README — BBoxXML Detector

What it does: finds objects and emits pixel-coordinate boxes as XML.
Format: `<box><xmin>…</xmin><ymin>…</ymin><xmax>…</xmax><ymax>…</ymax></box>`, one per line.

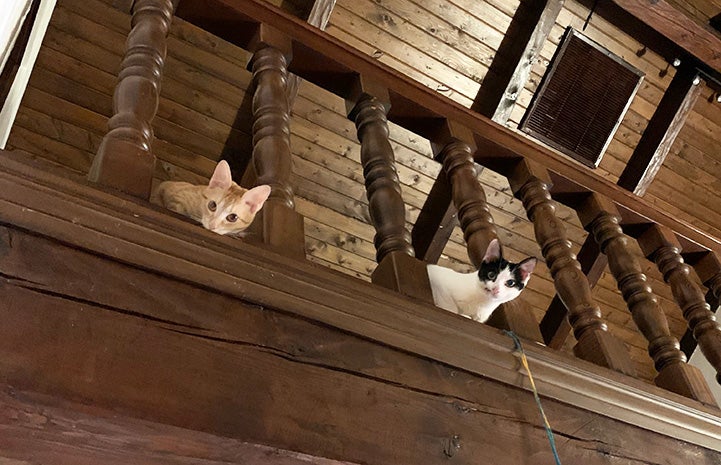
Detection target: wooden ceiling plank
<box><xmin>472</xmin><ymin>0</ymin><xmax>565</xmax><ymax>124</ymax></box>
<box><xmin>617</xmin><ymin>62</ymin><xmax>703</xmax><ymax>196</ymax></box>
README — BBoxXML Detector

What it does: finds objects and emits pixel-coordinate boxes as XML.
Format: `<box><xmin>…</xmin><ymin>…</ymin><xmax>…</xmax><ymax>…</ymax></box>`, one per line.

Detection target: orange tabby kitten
<box><xmin>152</xmin><ymin>160</ymin><xmax>271</xmax><ymax>236</ymax></box>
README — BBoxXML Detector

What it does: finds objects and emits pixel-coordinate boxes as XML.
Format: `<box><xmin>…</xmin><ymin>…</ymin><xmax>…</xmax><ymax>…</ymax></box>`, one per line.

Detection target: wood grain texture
<box><xmin>0</xmin><ymin>212</ymin><xmax>719</xmax><ymax>463</ymax></box>
<box><xmin>0</xmin><ymin>387</ymin><xmax>358</xmax><ymax>465</ymax></box>
<box><xmin>1</xmin><ymin>149</ymin><xmax>721</xmax><ymax>454</ymax></box>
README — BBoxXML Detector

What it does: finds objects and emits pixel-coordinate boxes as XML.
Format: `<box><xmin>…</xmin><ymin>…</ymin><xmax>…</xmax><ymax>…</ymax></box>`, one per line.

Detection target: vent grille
<box><xmin>519</xmin><ymin>28</ymin><xmax>644</xmax><ymax>167</ymax></box>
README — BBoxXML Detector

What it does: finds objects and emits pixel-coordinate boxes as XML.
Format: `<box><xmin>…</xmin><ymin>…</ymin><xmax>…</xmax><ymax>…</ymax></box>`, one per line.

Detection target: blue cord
<box><xmin>504</xmin><ymin>330</ymin><xmax>563</xmax><ymax>465</ymax></box>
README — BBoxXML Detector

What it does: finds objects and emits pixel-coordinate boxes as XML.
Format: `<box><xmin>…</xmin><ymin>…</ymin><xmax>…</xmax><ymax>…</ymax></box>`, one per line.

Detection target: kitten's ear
<box><xmin>209</xmin><ymin>160</ymin><xmax>233</xmax><ymax>190</ymax></box>
<box><xmin>243</xmin><ymin>185</ymin><xmax>272</xmax><ymax>214</ymax></box>
<box><xmin>518</xmin><ymin>257</ymin><xmax>537</xmax><ymax>283</ymax></box>
<box><xmin>482</xmin><ymin>238</ymin><xmax>502</xmax><ymax>263</ymax></box>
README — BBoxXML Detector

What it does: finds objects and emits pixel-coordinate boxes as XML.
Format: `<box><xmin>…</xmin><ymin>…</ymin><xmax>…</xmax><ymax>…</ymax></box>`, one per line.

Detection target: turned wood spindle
<box><xmin>641</xmin><ymin>225</ymin><xmax>721</xmax><ymax>385</ymax></box>
<box><xmin>88</xmin><ymin>0</ymin><xmax>174</xmax><ymax>198</ymax></box>
<box><xmin>582</xmin><ymin>196</ymin><xmax>715</xmax><ymax>404</ymax></box>
<box><xmin>440</xmin><ymin>138</ymin><xmax>496</xmax><ymax>267</ymax></box>
<box><xmin>243</xmin><ymin>28</ymin><xmax>305</xmax><ymax>259</ymax></box>
<box><xmin>250</xmin><ymin>44</ymin><xmax>294</xmax><ymax>209</ymax></box>
<box><xmin>510</xmin><ymin>161</ymin><xmax>633</xmax><ymax>374</ymax></box>
<box><xmin>685</xmin><ymin>252</ymin><xmax>721</xmax><ymax>358</ymax></box>
<box><xmin>349</xmin><ymin>94</ymin><xmax>413</xmax><ymax>263</ymax></box>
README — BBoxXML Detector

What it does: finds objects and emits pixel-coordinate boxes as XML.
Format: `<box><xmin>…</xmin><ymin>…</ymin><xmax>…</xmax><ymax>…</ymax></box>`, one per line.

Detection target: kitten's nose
<box><xmin>491</xmin><ymin>287</ymin><xmax>500</xmax><ymax>296</ymax></box>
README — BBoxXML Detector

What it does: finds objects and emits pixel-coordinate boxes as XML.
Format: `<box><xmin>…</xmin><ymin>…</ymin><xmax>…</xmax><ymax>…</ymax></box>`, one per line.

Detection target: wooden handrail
<box><xmin>175</xmin><ymin>0</ymin><xmax>721</xmax><ymax>257</ymax></box>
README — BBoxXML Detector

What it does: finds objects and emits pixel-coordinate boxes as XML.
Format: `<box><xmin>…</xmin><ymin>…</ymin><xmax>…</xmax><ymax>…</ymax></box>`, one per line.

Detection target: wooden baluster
<box><xmin>639</xmin><ymin>225</ymin><xmax>721</xmax><ymax>386</ymax></box>
<box><xmin>88</xmin><ymin>0</ymin><xmax>174</xmax><ymax>198</ymax></box>
<box><xmin>509</xmin><ymin>160</ymin><xmax>635</xmax><ymax>374</ymax></box>
<box><xmin>580</xmin><ymin>195</ymin><xmax>715</xmax><ymax>405</ymax></box>
<box><xmin>244</xmin><ymin>25</ymin><xmax>305</xmax><ymax>258</ymax></box>
<box><xmin>347</xmin><ymin>79</ymin><xmax>432</xmax><ymax>302</ymax></box>
<box><xmin>434</xmin><ymin>123</ymin><xmax>541</xmax><ymax>341</ymax></box>
<box><xmin>687</xmin><ymin>253</ymin><xmax>721</xmax><ymax>358</ymax></box>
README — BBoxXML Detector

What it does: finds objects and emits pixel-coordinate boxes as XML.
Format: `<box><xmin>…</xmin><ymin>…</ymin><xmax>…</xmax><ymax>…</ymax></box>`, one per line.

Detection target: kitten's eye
<box><xmin>505</xmin><ymin>279</ymin><xmax>516</xmax><ymax>288</ymax></box>
<box><xmin>487</xmin><ymin>271</ymin><xmax>497</xmax><ymax>280</ymax></box>
<box><xmin>226</xmin><ymin>213</ymin><xmax>238</xmax><ymax>222</ymax></box>
<box><xmin>207</xmin><ymin>200</ymin><xmax>217</xmax><ymax>212</ymax></box>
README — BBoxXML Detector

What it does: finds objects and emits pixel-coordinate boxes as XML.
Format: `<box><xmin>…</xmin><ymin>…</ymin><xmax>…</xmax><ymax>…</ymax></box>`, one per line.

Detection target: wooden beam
<box><xmin>286</xmin><ymin>0</ymin><xmax>336</xmax><ymax>106</ymax></box>
<box><xmin>540</xmin><ymin>235</ymin><xmax>608</xmax><ymax>348</ymax></box>
<box><xmin>0</xmin><ymin>386</ymin><xmax>357</xmax><ymax>465</ymax></box>
<box><xmin>617</xmin><ymin>63</ymin><xmax>702</xmax><ymax>195</ymax></box>
<box><xmin>471</xmin><ymin>0</ymin><xmax>564</xmax><ymax>124</ymax></box>
<box><xmin>611</xmin><ymin>0</ymin><xmax>721</xmax><ymax>77</ymax></box>
<box><xmin>411</xmin><ymin>169</ymin><xmax>456</xmax><ymax>263</ymax></box>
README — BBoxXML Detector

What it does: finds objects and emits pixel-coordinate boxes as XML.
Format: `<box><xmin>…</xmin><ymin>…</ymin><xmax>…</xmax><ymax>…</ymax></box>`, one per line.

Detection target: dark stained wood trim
<box><xmin>1</xmin><ymin>150</ymin><xmax>721</xmax><ymax>452</ymax></box>
<box><xmin>611</xmin><ymin>0</ymin><xmax>721</xmax><ymax>77</ymax></box>
<box><xmin>540</xmin><ymin>235</ymin><xmax>607</xmax><ymax>348</ymax></box>
<box><xmin>0</xmin><ymin>386</ymin><xmax>358</xmax><ymax>465</ymax></box>
<box><xmin>471</xmin><ymin>0</ymin><xmax>564</xmax><ymax>124</ymax></box>
<box><xmin>617</xmin><ymin>63</ymin><xmax>703</xmax><ymax>195</ymax></box>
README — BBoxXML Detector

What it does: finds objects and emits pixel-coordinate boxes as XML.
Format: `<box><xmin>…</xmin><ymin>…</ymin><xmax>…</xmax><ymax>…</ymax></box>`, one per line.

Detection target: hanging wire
<box><xmin>504</xmin><ymin>330</ymin><xmax>563</xmax><ymax>465</ymax></box>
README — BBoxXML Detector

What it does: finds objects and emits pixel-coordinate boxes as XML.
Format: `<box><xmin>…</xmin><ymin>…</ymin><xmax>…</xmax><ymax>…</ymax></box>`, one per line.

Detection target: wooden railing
<box><xmin>90</xmin><ymin>0</ymin><xmax>721</xmax><ymax>407</ymax></box>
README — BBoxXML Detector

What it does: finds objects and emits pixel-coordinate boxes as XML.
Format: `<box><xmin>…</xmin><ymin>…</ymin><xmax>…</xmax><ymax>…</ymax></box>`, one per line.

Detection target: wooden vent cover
<box><xmin>519</xmin><ymin>27</ymin><xmax>644</xmax><ymax>168</ymax></box>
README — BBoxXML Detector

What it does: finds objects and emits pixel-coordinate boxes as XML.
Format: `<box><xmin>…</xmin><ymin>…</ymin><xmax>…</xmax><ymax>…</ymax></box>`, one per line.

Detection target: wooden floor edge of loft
<box><xmin>1</xmin><ymin>148</ymin><xmax>721</xmax><ymax>453</ymax></box>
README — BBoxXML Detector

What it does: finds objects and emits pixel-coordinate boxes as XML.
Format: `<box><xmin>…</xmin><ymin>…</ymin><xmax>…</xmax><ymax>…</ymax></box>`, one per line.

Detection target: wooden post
<box><xmin>87</xmin><ymin>0</ymin><xmax>174</xmax><ymax>199</ymax></box>
<box><xmin>639</xmin><ymin>225</ymin><xmax>721</xmax><ymax>386</ymax></box>
<box><xmin>580</xmin><ymin>194</ymin><xmax>716</xmax><ymax>405</ymax></box>
<box><xmin>509</xmin><ymin>160</ymin><xmax>635</xmax><ymax>375</ymax></box>
<box><xmin>686</xmin><ymin>253</ymin><xmax>721</xmax><ymax>358</ymax></box>
<box><xmin>471</xmin><ymin>0</ymin><xmax>565</xmax><ymax>124</ymax></box>
<box><xmin>541</xmin><ymin>236</ymin><xmax>607</xmax><ymax>348</ymax></box>
<box><xmin>245</xmin><ymin>25</ymin><xmax>305</xmax><ymax>258</ymax></box>
<box><xmin>347</xmin><ymin>78</ymin><xmax>432</xmax><ymax>302</ymax></box>
<box><xmin>435</xmin><ymin>123</ymin><xmax>541</xmax><ymax>341</ymax></box>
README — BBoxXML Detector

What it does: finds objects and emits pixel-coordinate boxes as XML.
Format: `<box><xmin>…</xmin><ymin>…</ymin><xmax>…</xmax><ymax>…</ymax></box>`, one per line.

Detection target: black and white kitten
<box><xmin>427</xmin><ymin>239</ymin><xmax>537</xmax><ymax>323</ymax></box>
